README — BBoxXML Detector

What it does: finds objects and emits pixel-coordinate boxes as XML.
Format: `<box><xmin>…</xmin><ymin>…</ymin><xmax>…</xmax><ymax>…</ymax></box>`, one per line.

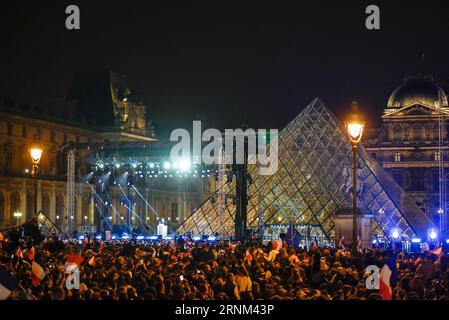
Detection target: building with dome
<box><xmin>364</xmin><ymin>74</ymin><xmax>449</xmax><ymax>230</ymax></box>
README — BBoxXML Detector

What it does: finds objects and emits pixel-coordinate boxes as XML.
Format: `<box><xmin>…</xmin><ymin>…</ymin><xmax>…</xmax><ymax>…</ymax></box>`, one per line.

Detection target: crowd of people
<box><xmin>1</xmin><ymin>227</ymin><xmax>449</xmax><ymax>300</ymax></box>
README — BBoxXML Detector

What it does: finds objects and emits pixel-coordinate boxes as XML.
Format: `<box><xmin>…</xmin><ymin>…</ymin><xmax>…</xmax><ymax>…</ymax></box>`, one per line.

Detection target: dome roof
<box><xmin>387</xmin><ymin>74</ymin><xmax>448</xmax><ymax>109</ymax></box>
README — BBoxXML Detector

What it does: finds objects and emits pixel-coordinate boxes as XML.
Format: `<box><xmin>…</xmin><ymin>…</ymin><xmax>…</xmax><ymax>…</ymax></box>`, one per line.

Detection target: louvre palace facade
<box><xmin>0</xmin><ymin>71</ymin><xmax>210</xmax><ymax>233</ymax></box>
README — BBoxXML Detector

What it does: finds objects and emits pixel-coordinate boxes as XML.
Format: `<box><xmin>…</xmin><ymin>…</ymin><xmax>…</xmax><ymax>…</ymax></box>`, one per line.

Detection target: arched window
<box><xmin>82</xmin><ymin>196</ymin><xmax>90</xmax><ymax>224</ymax></box>
<box><xmin>413</xmin><ymin>124</ymin><xmax>423</xmax><ymax>140</ymax></box>
<box><xmin>26</xmin><ymin>193</ymin><xmax>34</xmax><ymax>219</ymax></box>
<box><xmin>393</xmin><ymin>125</ymin><xmax>402</xmax><ymax>140</ymax></box>
<box><xmin>41</xmin><ymin>193</ymin><xmax>50</xmax><ymax>215</ymax></box>
<box><xmin>0</xmin><ymin>191</ymin><xmax>5</xmax><ymax>226</ymax></box>
<box><xmin>10</xmin><ymin>192</ymin><xmax>20</xmax><ymax>214</ymax></box>
<box><xmin>56</xmin><ymin>194</ymin><xmax>64</xmax><ymax>229</ymax></box>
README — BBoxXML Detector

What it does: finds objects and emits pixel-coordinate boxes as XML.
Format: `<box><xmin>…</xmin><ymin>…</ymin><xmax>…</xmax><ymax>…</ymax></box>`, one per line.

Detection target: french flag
<box><xmin>31</xmin><ymin>253</ymin><xmax>46</xmax><ymax>286</ymax></box>
<box><xmin>0</xmin><ymin>269</ymin><xmax>18</xmax><ymax>300</ymax></box>
<box><xmin>379</xmin><ymin>253</ymin><xmax>397</xmax><ymax>300</ymax></box>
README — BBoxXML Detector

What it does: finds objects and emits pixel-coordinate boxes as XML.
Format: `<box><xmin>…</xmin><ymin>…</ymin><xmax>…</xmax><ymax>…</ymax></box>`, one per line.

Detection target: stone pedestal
<box><xmin>333</xmin><ymin>208</ymin><xmax>373</xmax><ymax>249</ymax></box>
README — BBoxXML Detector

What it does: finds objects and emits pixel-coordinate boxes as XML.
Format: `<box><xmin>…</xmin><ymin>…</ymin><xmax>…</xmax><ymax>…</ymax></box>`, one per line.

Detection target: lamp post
<box><xmin>13</xmin><ymin>210</ymin><xmax>22</xmax><ymax>226</ymax></box>
<box><xmin>345</xmin><ymin>101</ymin><xmax>365</xmax><ymax>256</ymax></box>
<box><xmin>30</xmin><ymin>147</ymin><xmax>43</xmax><ymax>217</ymax></box>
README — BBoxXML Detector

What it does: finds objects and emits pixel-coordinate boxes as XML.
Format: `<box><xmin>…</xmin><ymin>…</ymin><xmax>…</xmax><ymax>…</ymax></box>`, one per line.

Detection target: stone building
<box><xmin>364</xmin><ymin>73</ymin><xmax>449</xmax><ymax>227</ymax></box>
<box><xmin>0</xmin><ymin>71</ymin><xmax>209</xmax><ymax>233</ymax></box>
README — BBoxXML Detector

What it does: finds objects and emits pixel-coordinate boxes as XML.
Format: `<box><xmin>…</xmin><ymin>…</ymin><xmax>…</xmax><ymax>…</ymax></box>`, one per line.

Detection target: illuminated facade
<box><xmin>364</xmin><ymin>74</ymin><xmax>449</xmax><ymax>230</ymax></box>
<box><xmin>0</xmin><ymin>71</ymin><xmax>208</xmax><ymax>233</ymax></box>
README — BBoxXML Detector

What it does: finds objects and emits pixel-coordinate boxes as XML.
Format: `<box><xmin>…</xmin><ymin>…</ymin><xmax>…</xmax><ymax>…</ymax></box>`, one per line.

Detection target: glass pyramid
<box><xmin>178</xmin><ymin>98</ymin><xmax>435</xmax><ymax>241</ymax></box>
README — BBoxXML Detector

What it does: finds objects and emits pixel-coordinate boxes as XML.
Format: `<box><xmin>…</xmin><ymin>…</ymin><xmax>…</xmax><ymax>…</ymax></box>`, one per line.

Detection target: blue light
<box><xmin>391</xmin><ymin>228</ymin><xmax>400</xmax><ymax>239</ymax></box>
<box><xmin>111</xmin><ymin>235</ymin><xmax>117</xmax><ymax>240</ymax></box>
<box><xmin>446</xmin><ymin>239</ymin><xmax>449</xmax><ymax>244</ymax></box>
<box><xmin>193</xmin><ymin>236</ymin><xmax>201</xmax><ymax>241</ymax></box>
<box><xmin>165</xmin><ymin>236</ymin><xmax>173</xmax><ymax>240</ymax></box>
<box><xmin>96</xmin><ymin>235</ymin><xmax>102</xmax><ymax>240</ymax></box>
<box><xmin>372</xmin><ymin>239</ymin><xmax>377</xmax><ymax>244</ymax></box>
<box><xmin>78</xmin><ymin>235</ymin><xmax>85</xmax><ymax>240</ymax></box>
<box><xmin>136</xmin><ymin>235</ymin><xmax>144</xmax><ymax>240</ymax></box>
<box><xmin>149</xmin><ymin>236</ymin><xmax>158</xmax><ymax>240</ymax></box>
<box><xmin>430</xmin><ymin>230</ymin><xmax>438</xmax><ymax>240</ymax></box>
<box><xmin>411</xmin><ymin>238</ymin><xmax>421</xmax><ymax>243</ymax></box>
<box><xmin>207</xmin><ymin>236</ymin><xmax>216</xmax><ymax>241</ymax></box>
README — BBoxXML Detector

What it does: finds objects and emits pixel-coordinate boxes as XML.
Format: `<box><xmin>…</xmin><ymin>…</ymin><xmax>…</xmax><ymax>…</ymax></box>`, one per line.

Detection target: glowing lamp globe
<box><xmin>30</xmin><ymin>148</ymin><xmax>43</xmax><ymax>163</ymax></box>
<box><xmin>345</xmin><ymin>101</ymin><xmax>365</xmax><ymax>144</ymax></box>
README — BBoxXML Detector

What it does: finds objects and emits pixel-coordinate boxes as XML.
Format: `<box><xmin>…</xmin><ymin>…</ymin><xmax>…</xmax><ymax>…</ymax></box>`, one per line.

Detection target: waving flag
<box><xmin>88</xmin><ymin>256</ymin><xmax>95</xmax><ymax>266</ymax></box>
<box><xmin>379</xmin><ymin>264</ymin><xmax>392</xmax><ymax>300</ymax></box>
<box><xmin>387</xmin><ymin>253</ymin><xmax>398</xmax><ymax>286</ymax></box>
<box><xmin>66</xmin><ymin>254</ymin><xmax>84</xmax><ymax>266</ymax></box>
<box><xmin>0</xmin><ymin>269</ymin><xmax>18</xmax><ymax>300</ymax></box>
<box><xmin>430</xmin><ymin>247</ymin><xmax>443</xmax><ymax>256</ymax></box>
<box><xmin>27</xmin><ymin>246</ymin><xmax>35</xmax><ymax>261</ymax></box>
<box><xmin>15</xmin><ymin>247</ymin><xmax>24</xmax><ymax>260</ymax></box>
<box><xmin>31</xmin><ymin>253</ymin><xmax>46</xmax><ymax>286</ymax></box>
<box><xmin>245</xmin><ymin>250</ymin><xmax>252</xmax><ymax>262</ymax></box>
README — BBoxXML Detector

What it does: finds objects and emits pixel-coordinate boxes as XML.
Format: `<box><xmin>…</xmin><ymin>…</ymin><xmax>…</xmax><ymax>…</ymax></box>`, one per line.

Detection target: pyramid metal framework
<box><xmin>177</xmin><ymin>98</ymin><xmax>435</xmax><ymax>241</ymax></box>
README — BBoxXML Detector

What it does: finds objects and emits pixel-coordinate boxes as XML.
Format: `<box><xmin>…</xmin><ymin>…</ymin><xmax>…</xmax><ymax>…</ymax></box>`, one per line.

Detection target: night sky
<box><xmin>1</xmin><ymin>0</ymin><xmax>449</xmax><ymax>137</ymax></box>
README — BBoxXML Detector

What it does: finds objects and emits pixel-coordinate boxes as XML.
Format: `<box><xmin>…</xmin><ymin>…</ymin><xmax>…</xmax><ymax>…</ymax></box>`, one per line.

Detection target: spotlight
<box><xmin>163</xmin><ymin>162</ymin><xmax>171</xmax><ymax>170</ymax></box>
<box><xmin>115</xmin><ymin>163</ymin><xmax>120</xmax><ymax>168</ymax></box>
<box><xmin>179</xmin><ymin>158</ymin><xmax>191</xmax><ymax>171</ymax></box>
<box><xmin>391</xmin><ymin>228</ymin><xmax>400</xmax><ymax>240</ymax></box>
<box><xmin>411</xmin><ymin>238</ymin><xmax>421</xmax><ymax>243</ymax></box>
<box><xmin>428</xmin><ymin>228</ymin><xmax>438</xmax><ymax>241</ymax></box>
<box><xmin>149</xmin><ymin>162</ymin><xmax>155</xmax><ymax>168</ymax></box>
<box><xmin>136</xmin><ymin>235</ymin><xmax>144</xmax><ymax>240</ymax></box>
<box><xmin>132</xmin><ymin>163</ymin><xmax>137</xmax><ymax>168</ymax></box>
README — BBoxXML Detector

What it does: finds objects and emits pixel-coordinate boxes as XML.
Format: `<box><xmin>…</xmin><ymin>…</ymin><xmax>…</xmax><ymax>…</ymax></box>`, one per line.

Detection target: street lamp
<box><xmin>30</xmin><ymin>147</ymin><xmax>43</xmax><ymax>217</ymax></box>
<box><xmin>13</xmin><ymin>210</ymin><xmax>22</xmax><ymax>226</ymax></box>
<box><xmin>345</xmin><ymin>101</ymin><xmax>365</xmax><ymax>256</ymax></box>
